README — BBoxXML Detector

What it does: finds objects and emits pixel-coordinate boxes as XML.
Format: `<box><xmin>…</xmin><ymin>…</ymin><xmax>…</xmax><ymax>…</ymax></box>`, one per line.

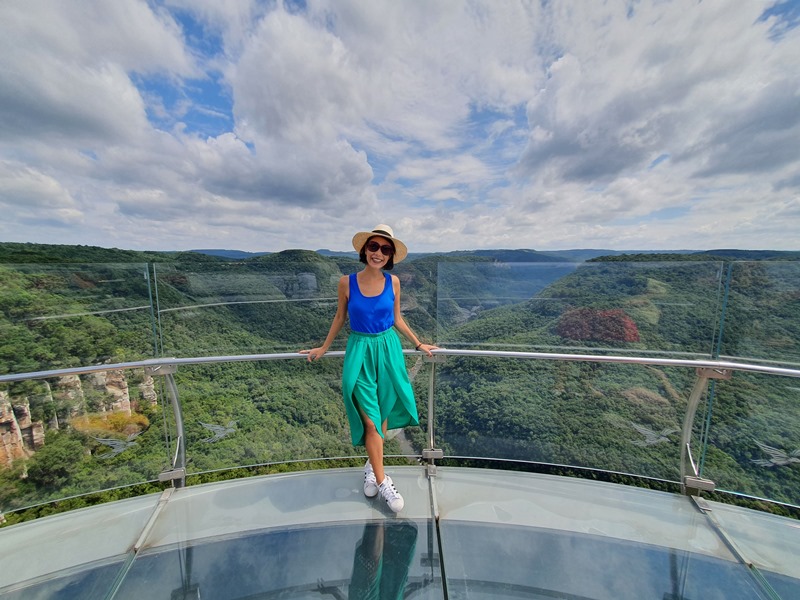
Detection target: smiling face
<box><xmin>360</xmin><ymin>235</ymin><xmax>395</xmax><ymax>270</ymax></box>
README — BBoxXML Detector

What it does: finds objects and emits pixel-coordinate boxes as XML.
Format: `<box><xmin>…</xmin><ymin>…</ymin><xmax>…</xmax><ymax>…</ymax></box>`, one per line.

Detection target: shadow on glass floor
<box><xmin>114</xmin><ymin>520</ymin><xmax>438</xmax><ymax>600</ymax></box>
<box><xmin>3</xmin><ymin>467</ymin><xmax>800</xmax><ymax>599</ymax></box>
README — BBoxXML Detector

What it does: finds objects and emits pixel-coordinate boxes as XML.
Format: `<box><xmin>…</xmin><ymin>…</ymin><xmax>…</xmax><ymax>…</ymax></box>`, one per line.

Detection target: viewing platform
<box><xmin>1</xmin><ymin>258</ymin><xmax>799</xmax><ymax>598</ymax></box>
<box><xmin>3</xmin><ymin>465</ymin><xmax>799</xmax><ymax>599</ymax></box>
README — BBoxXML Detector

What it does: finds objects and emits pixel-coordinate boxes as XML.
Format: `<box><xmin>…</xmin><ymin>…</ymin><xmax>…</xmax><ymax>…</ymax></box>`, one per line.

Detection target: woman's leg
<box><xmin>360</xmin><ymin>404</ymin><xmax>389</xmax><ymax>483</ymax></box>
<box><xmin>358</xmin><ymin>401</ymin><xmax>405</xmax><ymax>512</ymax></box>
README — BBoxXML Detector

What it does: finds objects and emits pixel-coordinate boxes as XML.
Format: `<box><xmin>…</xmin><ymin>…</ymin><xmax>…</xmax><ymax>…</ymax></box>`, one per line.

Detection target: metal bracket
<box><xmin>423</xmin><ymin>449</ymin><xmax>443</xmax><ymax>478</ymax></box>
<box><xmin>422</xmin><ymin>448</ymin><xmax>444</xmax><ymax>460</ymax></box>
<box><xmin>696</xmin><ymin>367</ymin><xmax>732</xmax><ymax>380</ymax></box>
<box><xmin>684</xmin><ymin>475</ymin><xmax>716</xmax><ymax>494</ymax></box>
<box><xmin>145</xmin><ymin>364</ymin><xmax>178</xmax><ymax>376</ymax></box>
<box><xmin>159</xmin><ymin>468</ymin><xmax>186</xmax><ymax>483</ymax></box>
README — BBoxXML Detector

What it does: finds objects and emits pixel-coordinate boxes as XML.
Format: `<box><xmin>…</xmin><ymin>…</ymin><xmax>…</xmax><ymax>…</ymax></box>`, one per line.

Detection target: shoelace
<box><xmin>380</xmin><ymin>479</ymin><xmax>401</xmax><ymax>500</ymax></box>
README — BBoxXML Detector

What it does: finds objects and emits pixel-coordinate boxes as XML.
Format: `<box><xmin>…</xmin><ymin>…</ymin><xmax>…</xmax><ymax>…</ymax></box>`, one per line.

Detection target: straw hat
<box><xmin>352</xmin><ymin>224</ymin><xmax>408</xmax><ymax>263</ymax></box>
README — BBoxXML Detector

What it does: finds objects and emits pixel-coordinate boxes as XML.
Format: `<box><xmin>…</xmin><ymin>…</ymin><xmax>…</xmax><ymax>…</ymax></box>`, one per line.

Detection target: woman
<box><xmin>301</xmin><ymin>224</ymin><xmax>438</xmax><ymax>513</ymax></box>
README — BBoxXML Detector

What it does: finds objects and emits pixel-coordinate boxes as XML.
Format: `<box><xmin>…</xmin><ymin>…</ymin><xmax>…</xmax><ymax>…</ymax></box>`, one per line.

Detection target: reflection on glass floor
<box><xmin>1</xmin><ymin>467</ymin><xmax>799</xmax><ymax>599</ymax></box>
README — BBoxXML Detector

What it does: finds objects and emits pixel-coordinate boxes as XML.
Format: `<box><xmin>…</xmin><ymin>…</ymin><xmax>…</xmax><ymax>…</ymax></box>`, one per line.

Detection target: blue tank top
<box><xmin>348</xmin><ymin>272</ymin><xmax>395</xmax><ymax>333</ymax></box>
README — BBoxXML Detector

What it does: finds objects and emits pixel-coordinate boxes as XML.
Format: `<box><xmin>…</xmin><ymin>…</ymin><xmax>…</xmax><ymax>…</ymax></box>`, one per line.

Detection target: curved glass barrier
<box><xmin>721</xmin><ymin>261</ymin><xmax>800</xmax><ymax>366</ymax></box>
<box><xmin>699</xmin><ymin>371</ymin><xmax>800</xmax><ymax>506</ymax></box>
<box><xmin>0</xmin><ymin>264</ymin><xmax>166</xmax><ymax>510</ymax></box>
<box><xmin>436</xmin><ymin>261</ymin><xmax>726</xmax><ymax>359</ymax></box>
<box><xmin>178</xmin><ymin>354</ymin><xmax>433</xmax><ymax>476</ymax></box>
<box><xmin>178</xmin><ymin>361</ymin><xmax>359</xmax><ymax>474</ymax></box>
<box><xmin>151</xmin><ymin>259</ymin><xmax>438</xmax><ymax>358</ymax></box>
<box><xmin>1</xmin><ymin>258</ymin><xmax>799</xmax><ymax>517</ymax></box>
<box><xmin>0</xmin><ymin>263</ymin><xmax>157</xmax><ymax>374</ymax></box>
<box><xmin>0</xmin><ymin>366</ymin><xmax>173</xmax><ymax>511</ymax></box>
<box><xmin>433</xmin><ymin>357</ymin><xmax>690</xmax><ymax>482</ymax></box>
<box><xmin>153</xmin><ymin>261</ymin><xmax>353</xmax><ymax>356</ymax></box>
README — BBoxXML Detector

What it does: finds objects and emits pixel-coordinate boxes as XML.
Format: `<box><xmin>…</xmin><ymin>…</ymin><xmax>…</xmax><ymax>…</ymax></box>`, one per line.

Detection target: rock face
<box><xmin>0</xmin><ymin>369</ymin><xmax>156</xmax><ymax>468</ymax></box>
<box><xmin>51</xmin><ymin>376</ymin><xmax>84</xmax><ymax>426</ymax></box>
<box><xmin>140</xmin><ymin>374</ymin><xmax>157</xmax><ymax>405</ymax></box>
<box><xmin>88</xmin><ymin>370</ymin><xmax>132</xmax><ymax>415</ymax></box>
<box><xmin>0</xmin><ymin>392</ymin><xmax>45</xmax><ymax>468</ymax></box>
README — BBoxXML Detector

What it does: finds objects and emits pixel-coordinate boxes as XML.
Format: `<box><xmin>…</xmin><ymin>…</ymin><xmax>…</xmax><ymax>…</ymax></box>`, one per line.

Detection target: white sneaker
<box><xmin>363</xmin><ymin>461</ymin><xmax>378</xmax><ymax>498</ymax></box>
<box><xmin>378</xmin><ymin>475</ymin><xmax>404</xmax><ymax>513</ymax></box>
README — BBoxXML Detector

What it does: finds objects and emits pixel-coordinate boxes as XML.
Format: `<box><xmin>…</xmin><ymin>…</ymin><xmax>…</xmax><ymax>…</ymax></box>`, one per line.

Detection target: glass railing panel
<box><xmin>436</xmin><ymin>261</ymin><xmax>725</xmax><ymax>358</ymax></box>
<box><xmin>178</xmin><ymin>360</ymin><xmax>355</xmax><ymax>474</ymax></box>
<box><xmin>434</xmin><ymin>357</ymin><xmax>689</xmax><ymax>482</ymax></box>
<box><xmin>153</xmin><ymin>260</ymin><xmax>353</xmax><ymax>357</ymax></box>
<box><xmin>0</xmin><ymin>367</ymin><xmax>173</xmax><ymax>511</ymax></box>
<box><xmin>0</xmin><ymin>263</ymin><xmax>157</xmax><ymax>374</ymax></box>
<box><xmin>176</xmin><ymin>357</ymin><xmax>427</xmax><ymax>476</ymax></box>
<box><xmin>698</xmin><ymin>372</ymin><xmax>800</xmax><ymax>506</ymax></box>
<box><xmin>152</xmin><ymin>257</ymin><xmax>438</xmax><ymax>357</ymax></box>
<box><xmin>394</xmin><ymin>258</ymin><xmax>439</xmax><ymax>351</ymax></box>
<box><xmin>720</xmin><ymin>261</ymin><xmax>800</xmax><ymax>366</ymax></box>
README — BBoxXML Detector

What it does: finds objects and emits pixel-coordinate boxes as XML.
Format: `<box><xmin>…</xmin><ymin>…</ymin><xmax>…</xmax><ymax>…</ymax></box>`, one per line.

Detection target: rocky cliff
<box><xmin>0</xmin><ymin>370</ymin><xmax>157</xmax><ymax>468</ymax></box>
<box><xmin>0</xmin><ymin>393</ymin><xmax>44</xmax><ymax>467</ymax></box>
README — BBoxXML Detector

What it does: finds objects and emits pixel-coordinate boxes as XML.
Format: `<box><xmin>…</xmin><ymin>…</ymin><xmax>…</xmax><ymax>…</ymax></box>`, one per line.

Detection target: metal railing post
<box><xmin>422</xmin><ymin>353</ymin><xmax>445</xmax><ymax>475</ymax></box>
<box><xmin>146</xmin><ymin>364</ymin><xmax>186</xmax><ymax>488</ymax></box>
<box><xmin>680</xmin><ymin>367</ymin><xmax>731</xmax><ymax>495</ymax></box>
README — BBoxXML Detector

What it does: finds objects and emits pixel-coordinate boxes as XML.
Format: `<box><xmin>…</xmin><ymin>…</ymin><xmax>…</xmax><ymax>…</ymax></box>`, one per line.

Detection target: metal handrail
<box><xmin>3</xmin><ymin>349</ymin><xmax>798</xmax><ymax>498</ymax></box>
<box><xmin>3</xmin><ymin>348</ymin><xmax>799</xmax><ymax>384</ymax></box>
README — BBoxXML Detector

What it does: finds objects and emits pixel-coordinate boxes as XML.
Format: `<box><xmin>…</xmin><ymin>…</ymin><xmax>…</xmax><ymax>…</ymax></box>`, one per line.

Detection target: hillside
<box><xmin>593</xmin><ymin>250</ymin><xmax>800</xmax><ymax>262</ymax></box>
<box><xmin>0</xmin><ymin>242</ymin><xmax>219</xmax><ymax>264</ymax></box>
<box><xmin>1</xmin><ymin>242</ymin><xmax>799</xmax><ymax>517</ymax></box>
<box><xmin>190</xmin><ymin>249</ymin><xmax>271</xmax><ymax>259</ymax></box>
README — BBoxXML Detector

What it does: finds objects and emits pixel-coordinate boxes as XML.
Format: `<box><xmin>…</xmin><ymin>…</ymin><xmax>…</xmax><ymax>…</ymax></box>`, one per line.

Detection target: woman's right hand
<box><xmin>299</xmin><ymin>347</ymin><xmax>326</xmax><ymax>362</ymax></box>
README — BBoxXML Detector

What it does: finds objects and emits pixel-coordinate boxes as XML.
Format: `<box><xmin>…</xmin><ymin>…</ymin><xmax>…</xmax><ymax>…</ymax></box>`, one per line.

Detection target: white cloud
<box><xmin>0</xmin><ymin>162</ymin><xmax>78</xmax><ymax>211</ymax></box>
<box><xmin>0</xmin><ymin>0</ymin><xmax>797</xmax><ymax>253</ymax></box>
<box><xmin>0</xmin><ymin>0</ymin><xmax>196</xmax><ymax>144</ymax></box>
<box><xmin>0</xmin><ymin>162</ymin><xmax>83</xmax><ymax>238</ymax></box>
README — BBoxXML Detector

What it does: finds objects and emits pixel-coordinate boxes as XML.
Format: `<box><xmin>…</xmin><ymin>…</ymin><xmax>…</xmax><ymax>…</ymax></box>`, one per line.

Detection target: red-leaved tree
<box><xmin>556</xmin><ymin>308</ymin><xmax>639</xmax><ymax>343</ymax></box>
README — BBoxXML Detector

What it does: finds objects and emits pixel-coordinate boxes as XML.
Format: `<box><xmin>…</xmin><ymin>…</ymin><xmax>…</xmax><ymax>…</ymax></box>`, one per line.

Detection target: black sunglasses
<box><xmin>365</xmin><ymin>240</ymin><xmax>395</xmax><ymax>256</ymax></box>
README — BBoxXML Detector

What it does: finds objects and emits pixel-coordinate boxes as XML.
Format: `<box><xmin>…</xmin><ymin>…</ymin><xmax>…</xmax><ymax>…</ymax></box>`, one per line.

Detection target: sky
<box><xmin>1</xmin><ymin>0</ymin><xmax>799</xmax><ymax>254</ymax></box>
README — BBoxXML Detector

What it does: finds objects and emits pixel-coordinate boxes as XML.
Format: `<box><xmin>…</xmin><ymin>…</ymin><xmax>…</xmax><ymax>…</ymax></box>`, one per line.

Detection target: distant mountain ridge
<box><xmin>189</xmin><ymin>249</ymin><xmax>271</xmax><ymax>259</ymax></box>
<box><xmin>1</xmin><ymin>241</ymin><xmax>798</xmax><ymax>264</ymax></box>
<box><xmin>193</xmin><ymin>247</ymin><xmax>800</xmax><ymax>262</ymax></box>
<box><xmin>190</xmin><ymin>248</ymin><xmax>690</xmax><ymax>262</ymax></box>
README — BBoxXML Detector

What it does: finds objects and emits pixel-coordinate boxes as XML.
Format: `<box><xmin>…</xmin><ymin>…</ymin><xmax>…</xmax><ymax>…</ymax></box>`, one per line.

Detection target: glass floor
<box><xmin>1</xmin><ymin>467</ymin><xmax>799</xmax><ymax>599</ymax></box>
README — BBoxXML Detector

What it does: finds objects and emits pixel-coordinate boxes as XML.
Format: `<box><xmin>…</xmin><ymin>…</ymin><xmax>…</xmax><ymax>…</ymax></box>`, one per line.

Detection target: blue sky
<box><xmin>1</xmin><ymin>0</ymin><xmax>798</xmax><ymax>253</ymax></box>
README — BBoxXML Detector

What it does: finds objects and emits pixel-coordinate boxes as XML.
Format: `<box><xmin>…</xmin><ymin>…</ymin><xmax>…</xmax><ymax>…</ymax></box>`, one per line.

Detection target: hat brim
<box><xmin>352</xmin><ymin>230</ymin><xmax>408</xmax><ymax>263</ymax></box>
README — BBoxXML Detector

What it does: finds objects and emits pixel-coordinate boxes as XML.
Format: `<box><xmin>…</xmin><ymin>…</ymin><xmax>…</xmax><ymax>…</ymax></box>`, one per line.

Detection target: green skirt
<box><xmin>342</xmin><ymin>329</ymin><xmax>419</xmax><ymax>447</ymax></box>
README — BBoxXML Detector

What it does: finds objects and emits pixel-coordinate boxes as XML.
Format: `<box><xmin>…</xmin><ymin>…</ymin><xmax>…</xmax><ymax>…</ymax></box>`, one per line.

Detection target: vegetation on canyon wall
<box><xmin>1</xmin><ymin>242</ymin><xmax>799</xmax><ymax>523</ymax></box>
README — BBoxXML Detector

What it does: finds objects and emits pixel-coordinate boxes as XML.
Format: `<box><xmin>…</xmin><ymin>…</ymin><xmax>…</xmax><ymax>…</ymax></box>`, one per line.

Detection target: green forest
<box><xmin>0</xmin><ymin>241</ymin><xmax>799</xmax><ymax>524</ymax></box>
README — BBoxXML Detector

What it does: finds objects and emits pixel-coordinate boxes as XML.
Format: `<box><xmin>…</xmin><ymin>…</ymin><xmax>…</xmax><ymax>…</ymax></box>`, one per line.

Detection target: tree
<box><xmin>25</xmin><ymin>432</ymin><xmax>86</xmax><ymax>489</ymax></box>
<box><xmin>556</xmin><ymin>308</ymin><xmax>640</xmax><ymax>343</ymax></box>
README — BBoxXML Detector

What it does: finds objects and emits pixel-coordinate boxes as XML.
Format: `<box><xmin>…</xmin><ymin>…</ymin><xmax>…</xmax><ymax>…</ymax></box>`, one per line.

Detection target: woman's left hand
<box><xmin>416</xmin><ymin>343</ymin><xmax>440</xmax><ymax>357</ymax></box>
<box><xmin>300</xmin><ymin>347</ymin><xmax>326</xmax><ymax>362</ymax></box>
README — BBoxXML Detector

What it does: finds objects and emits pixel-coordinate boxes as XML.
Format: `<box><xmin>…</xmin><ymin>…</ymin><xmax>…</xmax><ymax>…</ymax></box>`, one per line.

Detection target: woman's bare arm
<box><xmin>300</xmin><ymin>275</ymin><xmax>348</xmax><ymax>361</ymax></box>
